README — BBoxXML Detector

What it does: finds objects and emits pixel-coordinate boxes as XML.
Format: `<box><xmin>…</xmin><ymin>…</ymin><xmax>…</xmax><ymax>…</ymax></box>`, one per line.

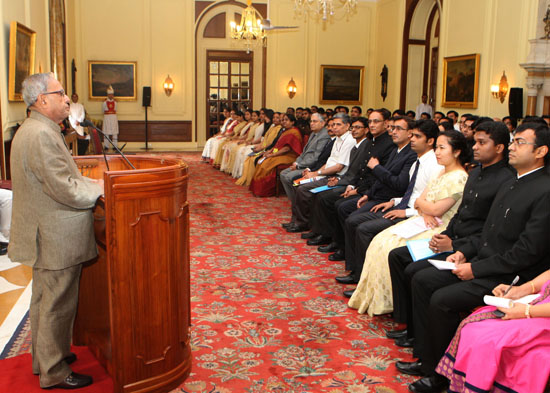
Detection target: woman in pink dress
<box><xmin>436</xmin><ymin>269</ymin><xmax>550</xmax><ymax>393</ymax></box>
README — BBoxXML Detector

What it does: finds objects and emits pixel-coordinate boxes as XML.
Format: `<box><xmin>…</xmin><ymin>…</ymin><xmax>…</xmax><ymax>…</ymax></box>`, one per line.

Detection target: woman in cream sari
<box><xmin>231</xmin><ymin>110</ymin><xmax>267</xmax><ymax>178</ymax></box>
<box><xmin>220</xmin><ymin>110</ymin><xmax>255</xmax><ymax>172</ymax></box>
<box><xmin>202</xmin><ymin>107</ymin><xmax>234</xmax><ymax>162</ymax></box>
<box><xmin>212</xmin><ymin>111</ymin><xmax>246</xmax><ymax>167</ymax></box>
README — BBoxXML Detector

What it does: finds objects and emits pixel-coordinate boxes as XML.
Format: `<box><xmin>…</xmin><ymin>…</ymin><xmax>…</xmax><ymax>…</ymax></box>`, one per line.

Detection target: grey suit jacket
<box><xmin>9</xmin><ymin>111</ymin><xmax>103</xmax><ymax>270</ymax></box>
<box><xmin>295</xmin><ymin>127</ymin><xmax>330</xmax><ymax>169</ymax></box>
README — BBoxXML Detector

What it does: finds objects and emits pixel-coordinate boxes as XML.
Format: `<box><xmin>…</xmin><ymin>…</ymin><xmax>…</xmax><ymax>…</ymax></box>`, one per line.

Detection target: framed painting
<box><xmin>442</xmin><ymin>54</ymin><xmax>480</xmax><ymax>108</ymax></box>
<box><xmin>320</xmin><ymin>65</ymin><xmax>364</xmax><ymax>105</ymax></box>
<box><xmin>8</xmin><ymin>21</ymin><xmax>36</xmax><ymax>102</ymax></box>
<box><xmin>88</xmin><ymin>61</ymin><xmax>137</xmax><ymax>101</ymax></box>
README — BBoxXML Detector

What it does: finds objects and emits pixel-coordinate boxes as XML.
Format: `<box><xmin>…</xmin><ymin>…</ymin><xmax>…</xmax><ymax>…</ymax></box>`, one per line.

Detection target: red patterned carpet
<box><xmin>176</xmin><ymin>152</ymin><xmax>415</xmax><ymax>393</ymax></box>
<box><xmin>2</xmin><ymin>152</ymin><xmax>416</xmax><ymax>392</ymax></box>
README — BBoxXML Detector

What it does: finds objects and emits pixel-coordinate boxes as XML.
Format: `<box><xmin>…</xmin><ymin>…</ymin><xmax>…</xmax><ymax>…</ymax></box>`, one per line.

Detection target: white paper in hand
<box><xmin>427</xmin><ymin>259</ymin><xmax>456</xmax><ymax>270</ymax></box>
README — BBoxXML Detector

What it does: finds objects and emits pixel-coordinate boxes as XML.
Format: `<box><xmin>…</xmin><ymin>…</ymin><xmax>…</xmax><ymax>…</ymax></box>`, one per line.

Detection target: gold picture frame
<box><xmin>320</xmin><ymin>65</ymin><xmax>364</xmax><ymax>105</ymax></box>
<box><xmin>8</xmin><ymin>21</ymin><xmax>36</xmax><ymax>102</ymax></box>
<box><xmin>442</xmin><ymin>54</ymin><xmax>480</xmax><ymax>108</ymax></box>
<box><xmin>88</xmin><ymin>61</ymin><xmax>137</xmax><ymax>101</ymax></box>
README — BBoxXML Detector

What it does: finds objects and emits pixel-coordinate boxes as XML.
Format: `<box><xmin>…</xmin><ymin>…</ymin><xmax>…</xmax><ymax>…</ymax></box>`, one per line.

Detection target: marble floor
<box><xmin>0</xmin><ymin>255</ymin><xmax>32</xmax><ymax>354</ymax></box>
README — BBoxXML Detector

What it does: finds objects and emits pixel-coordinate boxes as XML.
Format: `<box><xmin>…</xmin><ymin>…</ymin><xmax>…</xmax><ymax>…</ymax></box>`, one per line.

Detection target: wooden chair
<box><xmin>64</xmin><ymin>131</ymin><xmax>79</xmax><ymax>156</ymax></box>
<box><xmin>88</xmin><ymin>127</ymin><xmax>104</xmax><ymax>154</ymax></box>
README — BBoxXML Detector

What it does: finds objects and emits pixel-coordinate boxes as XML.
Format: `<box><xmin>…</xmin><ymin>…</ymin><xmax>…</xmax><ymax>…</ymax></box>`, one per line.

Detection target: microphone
<box><xmin>80</xmin><ymin>120</ymin><xmax>136</xmax><ymax>170</ymax></box>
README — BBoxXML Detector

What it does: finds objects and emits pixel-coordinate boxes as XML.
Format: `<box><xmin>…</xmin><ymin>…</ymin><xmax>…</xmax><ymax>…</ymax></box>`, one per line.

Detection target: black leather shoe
<box><xmin>281</xmin><ymin>222</ymin><xmax>293</xmax><ymax>229</ymax></box>
<box><xmin>335</xmin><ymin>274</ymin><xmax>358</xmax><ymax>284</ymax></box>
<box><xmin>318</xmin><ymin>242</ymin><xmax>338</xmax><ymax>253</ymax></box>
<box><xmin>328</xmin><ymin>250</ymin><xmax>345</xmax><ymax>261</ymax></box>
<box><xmin>286</xmin><ymin>224</ymin><xmax>308</xmax><ymax>233</ymax></box>
<box><xmin>386</xmin><ymin>328</ymin><xmax>407</xmax><ymax>339</ymax></box>
<box><xmin>46</xmin><ymin>372</ymin><xmax>93</xmax><ymax>389</ymax></box>
<box><xmin>408</xmin><ymin>375</ymin><xmax>449</xmax><ymax>393</ymax></box>
<box><xmin>343</xmin><ymin>289</ymin><xmax>355</xmax><ymax>298</ymax></box>
<box><xmin>396</xmin><ymin>360</ymin><xmax>424</xmax><ymax>376</ymax></box>
<box><xmin>301</xmin><ymin>231</ymin><xmax>319</xmax><ymax>239</ymax></box>
<box><xmin>395</xmin><ymin>337</ymin><xmax>415</xmax><ymax>348</ymax></box>
<box><xmin>307</xmin><ymin>235</ymin><xmax>331</xmax><ymax>246</ymax></box>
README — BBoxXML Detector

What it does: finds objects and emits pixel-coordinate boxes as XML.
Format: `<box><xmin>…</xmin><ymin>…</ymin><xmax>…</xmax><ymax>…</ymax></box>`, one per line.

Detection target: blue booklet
<box><xmin>309</xmin><ymin>185</ymin><xmax>336</xmax><ymax>193</ymax></box>
<box><xmin>406</xmin><ymin>238</ymin><xmax>440</xmax><ymax>262</ymax></box>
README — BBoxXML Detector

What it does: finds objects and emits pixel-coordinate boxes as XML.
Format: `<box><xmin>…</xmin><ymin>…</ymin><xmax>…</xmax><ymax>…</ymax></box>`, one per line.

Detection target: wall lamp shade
<box><xmin>287</xmin><ymin>77</ymin><xmax>297</xmax><ymax>99</ymax></box>
<box><xmin>163</xmin><ymin>75</ymin><xmax>174</xmax><ymax>96</ymax></box>
<box><xmin>491</xmin><ymin>71</ymin><xmax>508</xmax><ymax>103</ymax></box>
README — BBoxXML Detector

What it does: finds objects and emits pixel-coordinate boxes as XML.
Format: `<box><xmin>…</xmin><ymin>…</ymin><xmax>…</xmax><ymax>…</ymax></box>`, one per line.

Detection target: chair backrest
<box><xmin>64</xmin><ymin>131</ymin><xmax>79</xmax><ymax>156</ymax></box>
<box><xmin>89</xmin><ymin>127</ymin><xmax>103</xmax><ymax>154</ymax></box>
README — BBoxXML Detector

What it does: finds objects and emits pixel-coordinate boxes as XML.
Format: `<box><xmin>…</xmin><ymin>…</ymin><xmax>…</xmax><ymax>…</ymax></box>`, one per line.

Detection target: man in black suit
<box><xmin>334</xmin><ymin>116</ymin><xmax>417</xmax><ymax>296</ymax></box>
<box><xmin>303</xmin><ymin>109</ymin><xmax>396</xmax><ymax>248</ymax></box>
<box><xmin>402</xmin><ymin>122</ymin><xmax>550</xmax><ymax>393</ymax></box>
<box><xmin>387</xmin><ymin>121</ymin><xmax>515</xmax><ymax>350</ymax></box>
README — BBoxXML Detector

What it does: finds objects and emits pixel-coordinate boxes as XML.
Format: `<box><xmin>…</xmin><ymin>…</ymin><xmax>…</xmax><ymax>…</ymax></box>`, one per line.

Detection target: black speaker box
<box><xmin>142</xmin><ymin>86</ymin><xmax>151</xmax><ymax>107</ymax></box>
<box><xmin>508</xmin><ymin>87</ymin><xmax>523</xmax><ymax>119</ymax></box>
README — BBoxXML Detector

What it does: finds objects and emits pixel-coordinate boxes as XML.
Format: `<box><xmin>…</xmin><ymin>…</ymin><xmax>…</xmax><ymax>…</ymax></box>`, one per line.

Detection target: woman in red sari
<box><xmin>249</xmin><ymin>114</ymin><xmax>303</xmax><ymax>197</ymax></box>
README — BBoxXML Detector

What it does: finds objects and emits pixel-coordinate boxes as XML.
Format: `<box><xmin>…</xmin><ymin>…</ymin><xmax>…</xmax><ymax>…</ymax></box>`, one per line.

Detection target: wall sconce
<box><xmin>163</xmin><ymin>75</ymin><xmax>174</xmax><ymax>96</ymax></box>
<box><xmin>491</xmin><ymin>71</ymin><xmax>509</xmax><ymax>103</ymax></box>
<box><xmin>287</xmin><ymin>77</ymin><xmax>297</xmax><ymax>99</ymax></box>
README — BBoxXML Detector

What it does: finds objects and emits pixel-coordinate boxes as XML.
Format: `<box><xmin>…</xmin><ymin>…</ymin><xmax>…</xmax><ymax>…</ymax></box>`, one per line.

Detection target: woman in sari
<box><xmin>235</xmin><ymin>112</ymin><xmax>282</xmax><ymax>186</ymax></box>
<box><xmin>249</xmin><ymin>114</ymin><xmax>303</xmax><ymax>197</ymax></box>
<box><xmin>202</xmin><ymin>107</ymin><xmax>234</xmax><ymax>162</ymax></box>
<box><xmin>231</xmin><ymin>111</ymin><xmax>267</xmax><ymax>178</ymax></box>
<box><xmin>436</xmin><ymin>269</ymin><xmax>550</xmax><ymax>393</ymax></box>
<box><xmin>220</xmin><ymin>109</ymin><xmax>255</xmax><ymax>172</ymax></box>
<box><xmin>348</xmin><ymin>130</ymin><xmax>469</xmax><ymax>316</ymax></box>
<box><xmin>212</xmin><ymin>110</ymin><xmax>246</xmax><ymax>167</ymax></box>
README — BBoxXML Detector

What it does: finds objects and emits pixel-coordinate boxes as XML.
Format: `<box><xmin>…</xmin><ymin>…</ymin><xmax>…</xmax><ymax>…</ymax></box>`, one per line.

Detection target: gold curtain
<box><xmin>49</xmin><ymin>0</ymin><xmax>67</xmax><ymax>89</ymax></box>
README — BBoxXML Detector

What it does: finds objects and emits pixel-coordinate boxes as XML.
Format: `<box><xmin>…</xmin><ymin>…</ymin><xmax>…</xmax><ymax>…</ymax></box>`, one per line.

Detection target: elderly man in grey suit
<box><xmin>280</xmin><ymin>112</ymin><xmax>330</xmax><ymax>203</ymax></box>
<box><xmin>9</xmin><ymin>73</ymin><xmax>104</xmax><ymax>389</ymax></box>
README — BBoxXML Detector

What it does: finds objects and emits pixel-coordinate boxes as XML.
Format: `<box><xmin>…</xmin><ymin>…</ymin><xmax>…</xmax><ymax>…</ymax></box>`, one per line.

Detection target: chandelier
<box><xmin>295</xmin><ymin>0</ymin><xmax>358</xmax><ymax>21</ymax></box>
<box><xmin>230</xmin><ymin>0</ymin><xmax>266</xmax><ymax>53</ymax></box>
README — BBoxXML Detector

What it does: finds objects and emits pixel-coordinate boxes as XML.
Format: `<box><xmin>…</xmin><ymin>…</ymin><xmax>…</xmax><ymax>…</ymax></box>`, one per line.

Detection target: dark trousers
<box><xmin>388</xmin><ymin>246</ymin><xmax>449</xmax><ymax>326</ymax></box>
<box><xmin>309</xmin><ymin>186</ymin><xmax>346</xmax><ymax>238</ymax></box>
<box><xmin>411</xmin><ymin>267</ymin><xmax>499</xmax><ymax>375</ymax></box>
<box><xmin>291</xmin><ymin>178</ymin><xmax>329</xmax><ymax>226</ymax></box>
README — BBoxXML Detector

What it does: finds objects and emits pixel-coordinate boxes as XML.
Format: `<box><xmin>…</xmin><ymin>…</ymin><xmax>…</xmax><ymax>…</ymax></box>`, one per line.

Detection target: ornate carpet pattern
<box><xmin>175</xmin><ymin>152</ymin><xmax>415</xmax><ymax>393</ymax></box>
<box><xmin>1</xmin><ymin>152</ymin><xmax>416</xmax><ymax>392</ymax></box>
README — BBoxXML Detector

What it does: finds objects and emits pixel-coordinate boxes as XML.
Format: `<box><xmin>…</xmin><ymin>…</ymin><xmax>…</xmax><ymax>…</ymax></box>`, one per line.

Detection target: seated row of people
<box><xmin>277</xmin><ymin>108</ymin><xmax>550</xmax><ymax>392</ymax></box>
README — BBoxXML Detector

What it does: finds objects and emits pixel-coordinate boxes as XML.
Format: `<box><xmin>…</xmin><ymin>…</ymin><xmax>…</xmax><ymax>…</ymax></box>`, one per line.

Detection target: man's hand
<box><xmin>327</xmin><ymin>177</ymin><xmax>339</xmax><ymax>187</ymax></box>
<box><xmin>383</xmin><ymin>209</ymin><xmax>406</xmax><ymax>220</ymax></box>
<box><xmin>357</xmin><ymin>195</ymin><xmax>369</xmax><ymax>209</ymax></box>
<box><xmin>371</xmin><ymin>200</ymin><xmax>395</xmax><ymax>213</ymax></box>
<box><xmin>290</xmin><ymin>162</ymin><xmax>297</xmax><ymax>171</ymax></box>
<box><xmin>367</xmin><ymin>157</ymin><xmax>380</xmax><ymax>169</ymax></box>
<box><xmin>301</xmin><ymin>168</ymin><xmax>310</xmax><ymax>177</ymax></box>
<box><xmin>446</xmin><ymin>251</ymin><xmax>466</xmax><ymax>264</ymax></box>
<box><xmin>429</xmin><ymin>234</ymin><xmax>453</xmax><ymax>253</ymax></box>
<box><xmin>341</xmin><ymin>186</ymin><xmax>357</xmax><ymax>198</ymax></box>
<box><xmin>304</xmin><ymin>170</ymin><xmax>317</xmax><ymax>179</ymax></box>
<box><xmin>452</xmin><ymin>262</ymin><xmax>473</xmax><ymax>281</ymax></box>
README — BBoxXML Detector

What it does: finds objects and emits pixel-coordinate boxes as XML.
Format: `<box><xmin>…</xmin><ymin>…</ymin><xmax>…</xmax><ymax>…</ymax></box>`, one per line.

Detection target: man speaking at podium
<box><xmin>9</xmin><ymin>73</ymin><xmax>104</xmax><ymax>389</ymax></box>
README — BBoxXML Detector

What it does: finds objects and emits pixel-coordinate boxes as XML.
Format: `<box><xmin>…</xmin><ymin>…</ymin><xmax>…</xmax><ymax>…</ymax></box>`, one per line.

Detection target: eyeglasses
<box><xmin>42</xmin><ymin>89</ymin><xmax>66</xmax><ymax>97</ymax></box>
<box><xmin>509</xmin><ymin>138</ymin><xmax>537</xmax><ymax>147</ymax></box>
<box><xmin>350</xmin><ymin>125</ymin><xmax>365</xmax><ymax>130</ymax></box>
<box><xmin>390</xmin><ymin>125</ymin><xmax>407</xmax><ymax>131</ymax></box>
<box><xmin>368</xmin><ymin>119</ymin><xmax>383</xmax><ymax>124</ymax></box>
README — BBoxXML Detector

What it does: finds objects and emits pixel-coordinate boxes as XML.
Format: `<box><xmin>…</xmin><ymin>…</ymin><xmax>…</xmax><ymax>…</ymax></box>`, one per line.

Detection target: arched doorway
<box><xmin>195</xmin><ymin>1</ymin><xmax>266</xmax><ymax>145</ymax></box>
<box><xmin>400</xmin><ymin>0</ymin><xmax>440</xmax><ymax>112</ymax></box>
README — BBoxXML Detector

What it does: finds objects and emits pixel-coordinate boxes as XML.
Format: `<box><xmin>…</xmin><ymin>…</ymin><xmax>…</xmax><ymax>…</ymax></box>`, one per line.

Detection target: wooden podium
<box><xmin>72</xmin><ymin>155</ymin><xmax>192</xmax><ymax>393</ymax></box>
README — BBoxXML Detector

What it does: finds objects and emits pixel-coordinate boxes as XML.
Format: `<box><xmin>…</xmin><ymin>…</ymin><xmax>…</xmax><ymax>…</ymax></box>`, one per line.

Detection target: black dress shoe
<box><xmin>318</xmin><ymin>242</ymin><xmax>339</xmax><ymax>253</ymax></box>
<box><xmin>395</xmin><ymin>337</ymin><xmax>415</xmax><ymax>348</ymax></box>
<box><xmin>386</xmin><ymin>328</ymin><xmax>407</xmax><ymax>339</ymax></box>
<box><xmin>328</xmin><ymin>250</ymin><xmax>345</xmax><ymax>261</ymax></box>
<box><xmin>301</xmin><ymin>231</ymin><xmax>319</xmax><ymax>240</ymax></box>
<box><xmin>281</xmin><ymin>222</ymin><xmax>293</xmax><ymax>229</ymax></box>
<box><xmin>46</xmin><ymin>372</ymin><xmax>93</xmax><ymax>389</ymax></box>
<box><xmin>343</xmin><ymin>289</ymin><xmax>355</xmax><ymax>298</ymax></box>
<box><xmin>408</xmin><ymin>375</ymin><xmax>449</xmax><ymax>393</ymax></box>
<box><xmin>396</xmin><ymin>360</ymin><xmax>424</xmax><ymax>376</ymax></box>
<box><xmin>286</xmin><ymin>224</ymin><xmax>308</xmax><ymax>233</ymax></box>
<box><xmin>335</xmin><ymin>274</ymin><xmax>358</xmax><ymax>284</ymax></box>
<box><xmin>307</xmin><ymin>235</ymin><xmax>331</xmax><ymax>246</ymax></box>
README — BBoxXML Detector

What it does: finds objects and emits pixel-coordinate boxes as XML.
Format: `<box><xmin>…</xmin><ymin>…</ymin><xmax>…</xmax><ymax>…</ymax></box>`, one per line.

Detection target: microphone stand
<box><xmin>81</xmin><ymin>121</ymin><xmax>136</xmax><ymax>170</ymax></box>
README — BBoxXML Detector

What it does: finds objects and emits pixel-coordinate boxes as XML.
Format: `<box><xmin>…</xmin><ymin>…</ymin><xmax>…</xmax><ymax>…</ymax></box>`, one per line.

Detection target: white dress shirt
<box><xmin>324</xmin><ymin>131</ymin><xmax>356</xmax><ymax>176</ymax></box>
<box><xmin>415</xmin><ymin>103</ymin><xmax>433</xmax><ymax>119</ymax></box>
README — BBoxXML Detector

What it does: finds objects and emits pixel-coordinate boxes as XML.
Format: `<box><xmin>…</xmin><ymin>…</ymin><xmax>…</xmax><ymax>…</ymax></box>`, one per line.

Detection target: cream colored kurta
<box><xmin>348</xmin><ymin>169</ymin><xmax>468</xmax><ymax>316</ymax></box>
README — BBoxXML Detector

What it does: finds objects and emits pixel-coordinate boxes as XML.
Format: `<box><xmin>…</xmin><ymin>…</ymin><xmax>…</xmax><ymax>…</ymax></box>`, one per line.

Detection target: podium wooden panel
<box><xmin>72</xmin><ymin>155</ymin><xmax>191</xmax><ymax>393</ymax></box>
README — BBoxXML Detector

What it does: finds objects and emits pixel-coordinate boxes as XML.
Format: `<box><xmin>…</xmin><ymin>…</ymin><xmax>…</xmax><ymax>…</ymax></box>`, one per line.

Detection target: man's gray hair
<box><xmin>311</xmin><ymin>112</ymin><xmax>325</xmax><ymax>123</ymax></box>
<box><xmin>22</xmin><ymin>72</ymin><xmax>54</xmax><ymax>107</ymax></box>
<box><xmin>333</xmin><ymin>112</ymin><xmax>351</xmax><ymax>124</ymax></box>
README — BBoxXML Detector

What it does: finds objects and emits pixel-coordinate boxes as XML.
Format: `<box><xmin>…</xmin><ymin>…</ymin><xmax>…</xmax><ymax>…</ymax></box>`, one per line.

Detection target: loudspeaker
<box><xmin>142</xmin><ymin>86</ymin><xmax>151</xmax><ymax>107</ymax></box>
<box><xmin>509</xmin><ymin>87</ymin><xmax>523</xmax><ymax>119</ymax></box>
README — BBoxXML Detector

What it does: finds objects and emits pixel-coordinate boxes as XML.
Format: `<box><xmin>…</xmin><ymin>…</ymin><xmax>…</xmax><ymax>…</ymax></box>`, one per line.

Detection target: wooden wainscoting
<box><xmin>118</xmin><ymin>120</ymin><xmax>192</xmax><ymax>142</ymax></box>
